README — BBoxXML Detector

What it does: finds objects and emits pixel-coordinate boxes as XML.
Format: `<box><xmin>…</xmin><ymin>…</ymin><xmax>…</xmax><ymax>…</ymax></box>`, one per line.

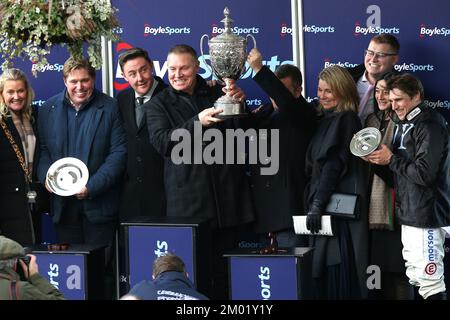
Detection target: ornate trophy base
<box><xmin>214</xmin><ymin>95</ymin><xmax>247</xmax><ymax>119</ymax></box>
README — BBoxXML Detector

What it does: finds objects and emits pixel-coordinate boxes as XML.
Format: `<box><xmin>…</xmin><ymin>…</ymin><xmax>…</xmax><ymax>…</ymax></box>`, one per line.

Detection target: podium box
<box><xmin>31</xmin><ymin>244</ymin><xmax>105</xmax><ymax>300</ymax></box>
<box><xmin>224</xmin><ymin>247</ymin><xmax>313</xmax><ymax>300</ymax></box>
<box><xmin>119</xmin><ymin>217</ymin><xmax>212</xmax><ymax>296</ymax></box>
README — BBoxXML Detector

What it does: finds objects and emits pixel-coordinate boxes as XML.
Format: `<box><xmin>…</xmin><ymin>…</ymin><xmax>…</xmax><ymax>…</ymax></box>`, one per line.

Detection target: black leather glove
<box><xmin>306</xmin><ymin>199</ymin><xmax>323</xmax><ymax>234</ymax></box>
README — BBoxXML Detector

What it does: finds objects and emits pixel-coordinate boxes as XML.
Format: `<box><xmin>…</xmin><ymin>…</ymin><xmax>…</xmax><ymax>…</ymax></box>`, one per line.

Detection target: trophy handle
<box><xmin>200</xmin><ymin>34</ymin><xmax>214</xmax><ymax>76</ymax></box>
<box><xmin>246</xmin><ymin>34</ymin><xmax>257</xmax><ymax>50</ymax></box>
<box><xmin>239</xmin><ymin>34</ymin><xmax>257</xmax><ymax>80</ymax></box>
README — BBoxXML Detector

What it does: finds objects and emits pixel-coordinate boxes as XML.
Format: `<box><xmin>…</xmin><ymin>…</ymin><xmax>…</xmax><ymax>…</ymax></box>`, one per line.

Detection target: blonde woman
<box><xmin>304</xmin><ymin>65</ymin><xmax>369</xmax><ymax>299</ymax></box>
<box><xmin>0</xmin><ymin>68</ymin><xmax>47</xmax><ymax>245</ymax></box>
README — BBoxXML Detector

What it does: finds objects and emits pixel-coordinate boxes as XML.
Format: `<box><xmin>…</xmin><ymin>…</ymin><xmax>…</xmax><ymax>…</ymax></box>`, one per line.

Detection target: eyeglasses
<box><xmin>365</xmin><ymin>49</ymin><xmax>397</xmax><ymax>59</ymax></box>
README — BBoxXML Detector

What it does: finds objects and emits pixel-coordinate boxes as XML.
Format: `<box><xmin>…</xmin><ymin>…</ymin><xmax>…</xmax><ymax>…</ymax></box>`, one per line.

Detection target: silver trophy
<box><xmin>46</xmin><ymin>157</ymin><xmax>89</xmax><ymax>196</ymax></box>
<box><xmin>349</xmin><ymin>127</ymin><xmax>382</xmax><ymax>157</ymax></box>
<box><xmin>200</xmin><ymin>7</ymin><xmax>256</xmax><ymax>118</ymax></box>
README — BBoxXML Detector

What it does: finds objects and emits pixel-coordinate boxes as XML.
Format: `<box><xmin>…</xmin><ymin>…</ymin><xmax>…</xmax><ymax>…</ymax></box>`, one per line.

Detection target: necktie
<box><xmin>135</xmin><ymin>96</ymin><xmax>145</xmax><ymax>126</ymax></box>
<box><xmin>358</xmin><ymin>84</ymin><xmax>374</xmax><ymax>123</ymax></box>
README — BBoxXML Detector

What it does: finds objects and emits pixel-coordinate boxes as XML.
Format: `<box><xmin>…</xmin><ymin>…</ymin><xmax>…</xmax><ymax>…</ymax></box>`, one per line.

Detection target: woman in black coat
<box><xmin>0</xmin><ymin>68</ymin><xmax>46</xmax><ymax>245</ymax></box>
<box><xmin>304</xmin><ymin>65</ymin><xmax>369</xmax><ymax>299</ymax></box>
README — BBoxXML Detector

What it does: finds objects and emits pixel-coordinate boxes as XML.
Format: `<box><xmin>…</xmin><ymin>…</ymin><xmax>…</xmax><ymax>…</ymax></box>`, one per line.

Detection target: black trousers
<box><xmin>209</xmin><ymin>225</ymin><xmax>245</xmax><ymax>300</ymax></box>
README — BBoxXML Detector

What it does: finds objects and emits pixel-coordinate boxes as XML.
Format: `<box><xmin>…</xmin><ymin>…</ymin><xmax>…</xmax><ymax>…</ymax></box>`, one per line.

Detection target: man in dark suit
<box><xmin>147</xmin><ymin>44</ymin><xmax>254</xmax><ymax>299</ymax></box>
<box><xmin>37</xmin><ymin>57</ymin><xmax>127</xmax><ymax>298</ymax></box>
<box><xmin>246</xmin><ymin>48</ymin><xmax>316</xmax><ymax>249</ymax></box>
<box><xmin>348</xmin><ymin>33</ymin><xmax>399</xmax><ymax>125</ymax></box>
<box><xmin>117</xmin><ymin>48</ymin><xmax>166</xmax><ymax>221</ymax></box>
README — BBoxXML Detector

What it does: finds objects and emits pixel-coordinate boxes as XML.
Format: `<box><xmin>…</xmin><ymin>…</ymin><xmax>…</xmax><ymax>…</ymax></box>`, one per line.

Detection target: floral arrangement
<box><xmin>0</xmin><ymin>0</ymin><xmax>120</xmax><ymax>75</ymax></box>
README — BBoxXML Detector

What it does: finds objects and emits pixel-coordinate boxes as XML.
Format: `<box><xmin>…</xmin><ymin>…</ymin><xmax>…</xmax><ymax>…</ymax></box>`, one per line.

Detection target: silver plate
<box><xmin>46</xmin><ymin>157</ymin><xmax>89</xmax><ymax>197</ymax></box>
<box><xmin>349</xmin><ymin>127</ymin><xmax>382</xmax><ymax>157</ymax></box>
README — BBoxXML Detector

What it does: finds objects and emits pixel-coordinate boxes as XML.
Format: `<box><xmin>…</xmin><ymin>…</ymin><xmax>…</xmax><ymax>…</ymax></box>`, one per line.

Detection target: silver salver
<box><xmin>200</xmin><ymin>7</ymin><xmax>257</xmax><ymax>118</ymax></box>
<box><xmin>349</xmin><ymin>127</ymin><xmax>382</xmax><ymax>157</ymax></box>
<box><xmin>46</xmin><ymin>157</ymin><xmax>89</xmax><ymax>196</ymax></box>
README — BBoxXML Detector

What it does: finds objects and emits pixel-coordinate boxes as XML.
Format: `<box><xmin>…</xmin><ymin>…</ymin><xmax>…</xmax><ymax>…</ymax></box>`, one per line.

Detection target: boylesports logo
<box><xmin>114</xmin><ymin>42</ymin><xmax>133</xmax><ymax>91</ymax></box>
<box><xmin>246</xmin><ymin>98</ymin><xmax>262</xmax><ymax>107</ymax></box>
<box><xmin>280</xmin><ymin>23</ymin><xmax>291</xmax><ymax>37</ymax></box>
<box><xmin>394</xmin><ymin>62</ymin><xmax>434</xmax><ymax>73</ymax></box>
<box><xmin>31</xmin><ymin>63</ymin><xmax>64</xmax><ymax>73</ymax></box>
<box><xmin>114</xmin><ymin>42</ymin><xmax>172</xmax><ymax>91</ymax></box>
<box><xmin>280</xmin><ymin>23</ymin><xmax>335</xmax><ymax>37</ymax></box>
<box><xmin>419</xmin><ymin>24</ymin><xmax>450</xmax><ymax>38</ymax></box>
<box><xmin>33</xmin><ymin>100</ymin><xmax>46</xmax><ymax>107</ymax></box>
<box><xmin>143</xmin><ymin>24</ymin><xmax>191</xmax><ymax>37</ymax></box>
<box><xmin>154</xmin><ymin>240</ymin><xmax>168</xmax><ymax>257</ymax></box>
<box><xmin>324</xmin><ymin>58</ymin><xmax>358</xmax><ymax>69</ymax></box>
<box><xmin>303</xmin><ymin>24</ymin><xmax>334</xmax><ymax>34</ymax></box>
<box><xmin>354</xmin><ymin>22</ymin><xmax>399</xmax><ymax>36</ymax></box>
<box><xmin>210</xmin><ymin>23</ymin><xmax>259</xmax><ymax>36</ymax></box>
<box><xmin>113</xmin><ymin>27</ymin><xmax>123</xmax><ymax>34</ymax></box>
<box><xmin>114</xmin><ymin>42</ymin><xmax>293</xmax><ymax>92</ymax></box>
<box><xmin>424</xmin><ymin>99</ymin><xmax>450</xmax><ymax>110</ymax></box>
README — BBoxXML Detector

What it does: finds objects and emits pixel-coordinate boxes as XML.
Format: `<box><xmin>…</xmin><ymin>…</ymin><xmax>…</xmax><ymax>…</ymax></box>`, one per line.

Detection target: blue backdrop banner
<box><xmin>302</xmin><ymin>0</ymin><xmax>450</xmax><ymax>122</ymax></box>
<box><xmin>111</xmin><ymin>0</ymin><xmax>293</xmax><ymax>109</ymax></box>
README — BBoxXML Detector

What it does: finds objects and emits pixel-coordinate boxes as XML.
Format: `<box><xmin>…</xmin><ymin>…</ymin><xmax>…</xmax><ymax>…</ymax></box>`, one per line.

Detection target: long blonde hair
<box><xmin>0</xmin><ymin>68</ymin><xmax>35</xmax><ymax>121</ymax></box>
<box><xmin>318</xmin><ymin>65</ymin><xmax>359</xmax><ymax>113</ymax></box>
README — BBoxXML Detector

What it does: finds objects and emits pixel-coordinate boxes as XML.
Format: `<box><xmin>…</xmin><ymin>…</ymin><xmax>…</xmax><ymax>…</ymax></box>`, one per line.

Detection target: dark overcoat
<box><xmin>246</xmin><ymin>66</ymin><xmax>316</xmax><ymax>233</ymax></box>
<box><xmin>117</xmin><ymin>77</ymin><xmax>166</xmax><ymax>221</ymax></box>
<box><xmin>305</xmin><ymin>111</ymin><xmax>369</xmax><ymax>298</ymax></box>
<box><xmin>147</xmin><ymin>76</ymin><xmax>254</xmax><ymax>228</ymax></box>
<box><xmin>0</xmin><ymin>110</ymin><xmax>43</xmax><ymax>245</ymax></box>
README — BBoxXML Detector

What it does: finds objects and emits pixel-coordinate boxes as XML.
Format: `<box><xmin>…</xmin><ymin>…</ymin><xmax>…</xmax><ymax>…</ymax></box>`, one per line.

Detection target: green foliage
<box><xmin>0</xmin><ymin>0</ymin><xmax>120</xmax><ymax>76</ymax></box>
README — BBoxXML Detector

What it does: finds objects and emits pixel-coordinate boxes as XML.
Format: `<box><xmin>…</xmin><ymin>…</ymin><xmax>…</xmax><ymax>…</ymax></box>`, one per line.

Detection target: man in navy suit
<box><xmin>37</xmin><ymin>57</ymin><xmax>126</xmax><ymax>298</ymax></box>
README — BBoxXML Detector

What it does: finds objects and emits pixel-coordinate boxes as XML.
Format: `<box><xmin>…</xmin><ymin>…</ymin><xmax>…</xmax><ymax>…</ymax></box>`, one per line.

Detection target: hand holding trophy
<box><xmin>200</xmin><ymin>7</ymin><xmax>256</xmax><ymax>119</ymax></box>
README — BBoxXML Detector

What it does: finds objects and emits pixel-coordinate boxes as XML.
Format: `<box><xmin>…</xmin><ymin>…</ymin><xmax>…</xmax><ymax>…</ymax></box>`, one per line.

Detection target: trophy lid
<box><xmin>349</xmin><ymin>127</ymin><xmax>382</xmax><ymax>157</ymax></box>
<box><xmin>209</xmin><ymin>7</ymin><xmax>246</xmax><ymax>45</ymax></box>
